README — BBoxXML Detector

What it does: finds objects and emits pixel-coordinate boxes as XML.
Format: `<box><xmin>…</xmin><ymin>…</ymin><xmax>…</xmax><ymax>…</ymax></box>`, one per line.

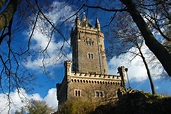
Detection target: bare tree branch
<box><xmin>83</xmin><ymin>4</ymin><xmax>127</xmax><ymax>12</ymax></box>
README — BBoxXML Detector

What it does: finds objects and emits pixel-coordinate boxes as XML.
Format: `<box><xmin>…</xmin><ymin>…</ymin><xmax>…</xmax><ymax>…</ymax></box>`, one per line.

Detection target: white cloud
<box><xmin>108</xmin><ymin>43</ymin><xmax>164</xmax><ymax>82</ymax></box>
<box><xmin>0</xmin><ymin>88</ymin><xmax>57</xmax><ymax>114</ymax></box>
<box><xmin>108</xmin><ymin>47</ymin><xmax>147</xmax><ymax>82</ymax></box>
<box><xmin>23</xmin><ymin>1</ymin><xmax>74</xmax><ymax>70</ymax></box>
<box><xmin>44</xmin><ymin>88</ymin><xmax>58</xmax><ymax>110</ymax></box>
<box><xmin>45</xmin><ymin>1</ymin><xmax>75</xmax><ymax>25</ymax></box>
<box><xmin>108</xmin><ymin>43</ymin><xmax>171</xmax><ymax>94</ymax></box>
<box><xmin>24</xmin><ymin>39</ymin><xmax>72</xmax><ymax>69</ymax></box>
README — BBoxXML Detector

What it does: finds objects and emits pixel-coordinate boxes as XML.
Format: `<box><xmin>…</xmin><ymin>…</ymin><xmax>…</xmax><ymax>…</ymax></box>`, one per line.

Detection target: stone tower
<box><xmin>70</xmin><ymin>14</ymin><xmax>108</xmax><ymax>75</ymax></box>
<box><xmin>57</xmin><ymin>14</ymin><xmax>127</xmax><ymax>105</ymax></box>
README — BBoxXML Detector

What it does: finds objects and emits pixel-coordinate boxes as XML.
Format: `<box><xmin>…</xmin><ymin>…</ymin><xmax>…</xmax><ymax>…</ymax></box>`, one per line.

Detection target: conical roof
<box><xmin>81</xmin><ymin>13</ymin><xmax>92</xmax><ymax>28</ymax></box>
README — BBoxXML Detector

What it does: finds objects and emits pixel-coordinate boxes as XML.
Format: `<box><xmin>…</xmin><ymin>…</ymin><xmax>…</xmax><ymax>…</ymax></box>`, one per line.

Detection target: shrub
<box><xmin>58</xmin><ymin>100</ymin><xmax>97</xmax><ymax>114</ymax></box>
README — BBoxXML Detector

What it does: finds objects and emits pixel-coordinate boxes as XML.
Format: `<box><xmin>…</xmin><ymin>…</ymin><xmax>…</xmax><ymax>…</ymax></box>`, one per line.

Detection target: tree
<box><xmin>15</xmin><ymin>110</ymin><xmax>20</xmax><ymax>114</ymax></box>
<box><xmin>15</xmin><ymin>107</ymin><xmax>25</xmax><ymax>114</ymax></box>
<box><xmin>120</xmin><ymin>0</ymin><xmax>171</xmax><ymax>76</ymax></box>
<box><xmin>67</xmin><ymin>0</ymin><xmax>171</xmax><ymax>76</ymax></box>
<box><xmin>15</xmin><ymin>100</ymin><xmax>54</xmax><ymax>114</ymax></box>
<box><xmin>0</xmin><ymin>1</ymin><xmax>74</xmax><ymax>87</ymax></box>
<box><xmin>57</xmin><ymin>100</ymin><xmax>96</xmax><ymax>114</ymax></box>
<box><xmin>0</xmin><ymin>0</ymin><xmax>73</xmax><ymax>112</ymax></box>
<box><xmin>0</xmin><ymin>0</ymin><xmax>20</xmax><ymax>31</ymax></box>
<box><xmin>28</xmin><ymin>100</ymin><xmax>54</xmax><ymax>114</ymax></box>
<box><xmin>107</xmin><ymin>11</ymin><xmax>156</xmax><ymax>94</ymax></box>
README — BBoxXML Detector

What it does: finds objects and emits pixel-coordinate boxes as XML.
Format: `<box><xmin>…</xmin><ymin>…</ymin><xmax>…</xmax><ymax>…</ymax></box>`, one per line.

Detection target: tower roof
<box><xmin>95</xmin><ymin>18</ymin><xmax>100</xmax><ymax>27</ymax></box>
<box><xmin>95</xmin><ymin>18</ymin><xmax>101</xmax><ymax>31</ymax></box>
<box><xmin>96</xmin><ymin>18</ymin><xmax>100</xmax><ymax>24</ymax></box>
<box><xmin>80</xmin><ymin>13</ymin><xmax>92</xmax><ymax>28</ymax></box>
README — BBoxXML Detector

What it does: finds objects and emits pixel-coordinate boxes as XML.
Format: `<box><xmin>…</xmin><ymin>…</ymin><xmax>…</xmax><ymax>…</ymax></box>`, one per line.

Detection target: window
<box><xmin>88</xmin><ymin>53</ymin><xmax>94</xmax><ymax>59</ymax></box>
<box><xmin>99</xmin><ymin>92</ymin><xmax>103</xmax><ymax>97</ymax></box>
<box><xmin>91</xmin><ymin>54</ymin><xmax>93</xmax><ymax>59</ymax></box>
<box><xmin>95</xmin><ymin>91</ymin><xmax>104</xmax><ymax>97</ymax></box>
<box><xmin>86</xmin><ymin>41</ymin><xmax>89</xmax><ymax>45</ymax></box>
<box><xmin>88</xmin><ymin>53</ymin><xmax>91</xmax><ymax>58</ymax></box>
<box><xmin>86</xmin><ymin>40</ymin><xmax>94</xmax><ymax>46</ymax></box>
<box><xmin>90</xmin><ymin>41</ymin><xmax>94</xmax><ymax>46</ymax></box>
<box><xmin>75</xmin><ymin>89</ymin><xmax>81</xmax><ymax>96</ymax></box>
<box><xmin>96</xmin><ymin>91</ymin><xmax>99</xmax><ymax>97</ymax></box>
<box><xmin>92</xmin><ymin>41</ymin><xmax>94</xmax><ymax>46</ymax></box>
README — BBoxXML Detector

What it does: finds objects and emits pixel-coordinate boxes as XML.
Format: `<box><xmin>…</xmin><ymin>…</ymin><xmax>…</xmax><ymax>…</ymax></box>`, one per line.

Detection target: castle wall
<box><xmin>56</xmin><ymin>76</ymin><xmax>68</xmax><ymax>104</ymax></box>
<box><xmin>68</xmin><ymin>80</ymin><xmax>121</xmax><ymax>102</ymax></box>
<box><xmin>57</xmin><ymin>61</ymin><xmax>127</xmax><ymax>104</ymax></box>
<box><xmin>66</xmin><ymin>72</ymin><xmax>124</xmax><ymax>102</ymax></box>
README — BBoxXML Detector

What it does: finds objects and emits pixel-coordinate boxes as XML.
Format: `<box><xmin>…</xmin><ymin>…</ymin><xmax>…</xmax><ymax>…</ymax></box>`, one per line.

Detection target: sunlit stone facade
<box><xmin>57</xmin><ymin>15</ymin><xmax>127</xmax><ymax>104</ymax></box>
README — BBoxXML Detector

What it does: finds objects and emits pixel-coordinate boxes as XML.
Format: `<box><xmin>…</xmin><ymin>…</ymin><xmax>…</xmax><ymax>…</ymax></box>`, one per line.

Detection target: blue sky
<box><xmin>0</xmin><ymin>1</ymin><xmax>171</xmax><ymax>113</ymax></box>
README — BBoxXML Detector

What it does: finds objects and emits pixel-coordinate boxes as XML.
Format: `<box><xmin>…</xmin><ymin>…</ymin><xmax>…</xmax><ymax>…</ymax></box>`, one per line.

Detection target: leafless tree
<box><xmin>67</xmin><ymin>0</ymin><xmax>171</xmax><ymax>76</ymax></box>
<box><xmin>0</xmin><ymin>0</ymin><xmax>74</xmax><ymax>113</ymax></box>
<box><xmin>106</xmin><ymin>11</ymin><xmax>156</xmax><ymax>94</ymax></box>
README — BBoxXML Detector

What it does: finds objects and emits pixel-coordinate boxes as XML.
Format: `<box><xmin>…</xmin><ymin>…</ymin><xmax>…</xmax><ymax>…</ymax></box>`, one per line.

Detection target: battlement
<box><xmin>70</xmin><ymin>72</ymin><xmax>121</xmax><ymax>80</ymax></box>
<box><xmin>76</xmin><ymin>25</ymin><xmax>104</xmax><ymax>37</ymax></box>
<box><xmin>64</xmin><ymin>61</ymin><xmax>126</xmax><ymax>86</ymax></box>
<box><xmin>66</xmin><ymin>72</ymin><xmax>124</xmax><ymax>86</ymax></box>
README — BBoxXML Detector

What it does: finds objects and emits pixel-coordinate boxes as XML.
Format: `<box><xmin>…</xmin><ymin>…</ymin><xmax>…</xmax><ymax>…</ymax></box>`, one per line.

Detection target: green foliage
<box><xmin>28</xmin><ymin>100</ymin><xmax>54</xmax><ymax>114</ymax></box>
<box><xmin>15</xmin><ymin>100</ymin><xmax>54</xmax><ymax>114</ymax></box>
<box><xmin>58</xmin><ymin>100</ymin><xmax>97</xmax><ymax>114</ymax></box>
<box><xmin>15</xmin><ymin>110</ymin><xmax>20</xmax><ymax>114</ymax></box>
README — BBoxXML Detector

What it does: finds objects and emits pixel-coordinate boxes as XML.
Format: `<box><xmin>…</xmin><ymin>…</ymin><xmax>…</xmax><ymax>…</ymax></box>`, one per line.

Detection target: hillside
<box><xmin>92</xmin><ymin>90</ymin><xmax>171</xmax><ymax>114</ymax></box>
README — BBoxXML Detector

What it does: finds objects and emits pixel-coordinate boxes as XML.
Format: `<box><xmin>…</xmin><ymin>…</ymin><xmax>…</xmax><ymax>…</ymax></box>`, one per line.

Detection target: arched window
<box><xmin>74</xmin><ymin>89</ymin><xmax>81</xmax><ymax>96</ymax></box>
<box><xmin>86</xmin><ymin>40</ymin><xmax>94</xmax><ymax>46</ymax></box>
<box><xmin>95</xmin><ymin>90</ymin><xmax>104</xmax><ymax>97</ymax></box>
<box><xmin>88</xmin><ymin>53</ymin><xmax>94</xmax><ymax>59</ymax></box>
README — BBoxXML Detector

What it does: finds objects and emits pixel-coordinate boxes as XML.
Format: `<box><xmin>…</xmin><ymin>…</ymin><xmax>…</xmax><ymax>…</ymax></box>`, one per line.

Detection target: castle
<box><xmin>56</xmin><ymin>14</ymin><xmax>127</xmax><ymax>104</ymax></box>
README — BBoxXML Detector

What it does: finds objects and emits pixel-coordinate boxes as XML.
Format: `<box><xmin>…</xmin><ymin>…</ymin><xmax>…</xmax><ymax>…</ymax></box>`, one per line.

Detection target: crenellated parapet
<box><xmin>67</xmin><ymin>72</ymin><xmax>122</xmax><ymax>85</ymax></box>
<box><xmin>70</xmin><ymin>72</ymin><xmax>121</xmax><ymax>80</ymax></box>
<box><xmin>76</xmin><ymin>26</ymin><xmax>104</xmax><ymax>38</ymax></box>
<box><xmin>70</xmin><ymin>78</ymin><xmax>121</xmax><ymax>85</ymax></box>
<box><xmin>64</xmin><ymin>60</ymin><xmax>126</xmax><ymax>86</ymax></box>
<box><xmin>72</xmin><ymin>13</ymin><xmax>104</xmax><ymax>39</ymax></box>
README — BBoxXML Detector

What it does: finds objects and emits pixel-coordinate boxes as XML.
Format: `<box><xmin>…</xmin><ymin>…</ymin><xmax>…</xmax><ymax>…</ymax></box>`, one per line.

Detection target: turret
<box><xmin>64</xmin><ymin>61</ymin><xmax>72</xmax><ymax>76</ymax></box>
<box><xmin>82</xmin><ymin>14</ymin><xmax>86</xmax><ymax>22</ymax></box>
<box><xmin>95</xmin><ymin>18</ymin><xmax>101</xmax><ymax>31</ymax></box>
<box><xmin>118</xmin><ymin>66</ymin><xmax>127</xmax><ymax>87</ymax></box>
<box><xmin>80</xmin><ymin>13</ymin><xmax>92</xmax><ymax>28</ymax></box>
<box><xmin>75</xmin><ymin>14</ymin><xmax>80</xmax><ymax>27</ymax></box>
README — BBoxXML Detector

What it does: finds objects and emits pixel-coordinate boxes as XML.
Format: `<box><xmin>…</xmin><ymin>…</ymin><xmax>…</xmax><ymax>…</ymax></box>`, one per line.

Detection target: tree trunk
<box><xmin>0</xmin><ymin>0</ymin><xmax>21</xmax><ymax>30</ymax></box>
<box><xmin>120</xmin><ymin>0</ymin><xmax>171</xmax><ymax>76</ymax></box>
<box><xmin>137</xmin><ymin>43</ymin><xmax>156</xmax><ymax>94</ymax></box>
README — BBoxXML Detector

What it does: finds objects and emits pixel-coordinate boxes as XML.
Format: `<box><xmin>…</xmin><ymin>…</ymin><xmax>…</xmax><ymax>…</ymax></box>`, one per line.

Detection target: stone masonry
<box><xmin>57</xmin><ymin>14</ymin><xmax>127</xmax><ymax>105</ymax></box>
